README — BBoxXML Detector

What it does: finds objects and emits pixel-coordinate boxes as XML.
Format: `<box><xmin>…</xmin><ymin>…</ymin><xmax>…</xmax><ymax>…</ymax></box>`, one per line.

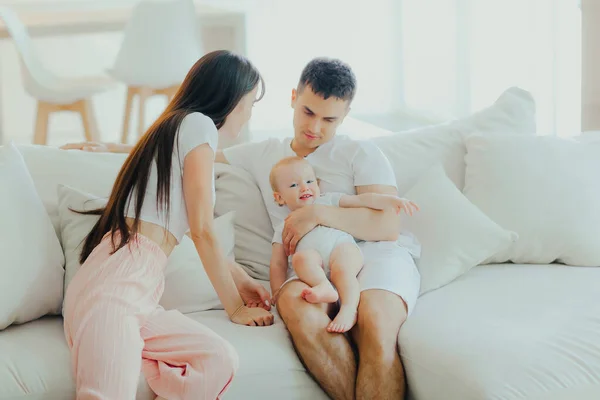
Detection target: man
<box><xmin>217</xmin><ymin>58</ymin><xmax>421</xmax><ymax>400</ymax></box>
<box><xmin>62</xmin><ymin>57</ymin><xmax>421</xmax><ymax>399</ymax></box>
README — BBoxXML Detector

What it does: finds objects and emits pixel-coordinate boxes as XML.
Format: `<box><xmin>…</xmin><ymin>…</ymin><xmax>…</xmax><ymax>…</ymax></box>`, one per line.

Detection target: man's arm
<box><xmin>282</xmin><ymin>184</ymin><xmax>401</xmax><ymax>255</ymax></box>
<box><xmin>215</xmin><ymin>150</ymin><xmax>230</xmax><ymax>164</ymax></box>
<box><xmin>318</xmin><ymin>184</ymin><xmax>401</xmax><ymax>242</ymax></box>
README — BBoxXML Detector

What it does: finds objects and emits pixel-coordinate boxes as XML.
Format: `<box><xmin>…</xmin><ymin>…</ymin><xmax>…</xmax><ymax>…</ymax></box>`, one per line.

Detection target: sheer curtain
<box><xmin>246</xmin><ymin>0</ymin><xmax>581</xmax><ymax>137</ymax></box>
<box><xmin>401</xmin><ymin>0</ymin><xmax>581</xmax><ymax>136</ymax></box>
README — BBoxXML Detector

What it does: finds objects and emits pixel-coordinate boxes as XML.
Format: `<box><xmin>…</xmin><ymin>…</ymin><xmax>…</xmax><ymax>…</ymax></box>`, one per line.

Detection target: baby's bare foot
<box><xmin>301</xmin><ymin>281</ymin><xmax>338</xmax><ymax>304</ymax></box>
<box><xmin>327</xmin><ymin>307</ymin><xmax>358</xmax><ymax>333</ymax></box>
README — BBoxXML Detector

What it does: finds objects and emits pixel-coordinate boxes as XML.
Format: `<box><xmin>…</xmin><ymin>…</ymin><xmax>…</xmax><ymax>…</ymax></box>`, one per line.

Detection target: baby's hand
<box><xmin>390</xmin><ymin>197</ymin><xmax>419</xmax><ymax>216</ymax></box>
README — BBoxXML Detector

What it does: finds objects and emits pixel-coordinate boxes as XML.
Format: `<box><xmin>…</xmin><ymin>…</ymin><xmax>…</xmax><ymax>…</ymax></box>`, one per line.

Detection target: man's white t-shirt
<box><xmin>223</xmin><ymin>135</ymin><xmax>396</xmax><ymax>230</ymax></box>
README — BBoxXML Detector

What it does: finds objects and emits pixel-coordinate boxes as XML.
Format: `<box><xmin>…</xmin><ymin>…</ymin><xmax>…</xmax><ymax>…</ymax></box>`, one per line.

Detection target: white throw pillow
<box><xmin>57</xmin><ymin>185</ymin><xmax>236</xmax><ymax>314</ymax></box>
<box><xmin>463</xmin><ymin>134</ymin><xmax>600</xmax><ymax>266</ymax></box>
<box><xmin>214</xmin><ymin>163</ymin><xmax>273</xmax><ymax>280</ymax></box>
<box><xmin>0</xmin><ymin>143</ymin><xmax>65</xmax><ymax>330</ymax></box>
<box><xmin>402</xmin><ymin>164</ymin><xmax>517</xmax><ymax>295</ymax></box>
<box><xmin>372</xmin><ymin>87</ymin><xmax>536</xmax><ymax>195</ymax></box>
<box><xmin>18</xmin><ymin>144</ymin><xmax>127</xmax><ymax>239</ymax></box>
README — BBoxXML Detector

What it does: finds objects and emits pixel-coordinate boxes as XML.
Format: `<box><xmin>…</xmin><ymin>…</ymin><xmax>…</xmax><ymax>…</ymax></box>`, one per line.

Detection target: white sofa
<box><xmin>2</xmin><ymin>87</ymin><xmax>600</xmax><ymax>400</ymax></box>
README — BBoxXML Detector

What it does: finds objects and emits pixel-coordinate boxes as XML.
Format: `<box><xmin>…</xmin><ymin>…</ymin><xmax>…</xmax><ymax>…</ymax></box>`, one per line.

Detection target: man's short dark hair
<box><xmin>298</xmin><ymin>57</ymin><xmax>356</xmax><ymax>103</ymax></box>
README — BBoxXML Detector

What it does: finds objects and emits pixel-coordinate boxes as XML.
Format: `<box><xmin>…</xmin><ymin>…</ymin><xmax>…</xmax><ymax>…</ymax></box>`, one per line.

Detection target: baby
<box><xmin>269</xmin><ymin>156</ymin><xmax>418</xmax><ymax>333</ymax></box>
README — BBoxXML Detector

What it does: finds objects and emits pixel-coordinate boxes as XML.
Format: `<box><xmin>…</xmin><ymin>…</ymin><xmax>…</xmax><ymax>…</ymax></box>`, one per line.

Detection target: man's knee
<box><xmin>354</xmin><ymin>290</ymin><xmax>407</xmax><ymax>352</ymax></box>
<box><xmin>277</xmin><ymin>281</ymin><xmax>330</xmax><ymax>334</ymax></box>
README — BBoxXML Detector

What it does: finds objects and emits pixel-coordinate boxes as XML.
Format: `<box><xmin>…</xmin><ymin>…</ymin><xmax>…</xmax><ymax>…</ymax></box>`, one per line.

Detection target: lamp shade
<box><xmin>110</xmin><ymin>0</ymin><xmax>203</xmax><ymax>88</ymax></box>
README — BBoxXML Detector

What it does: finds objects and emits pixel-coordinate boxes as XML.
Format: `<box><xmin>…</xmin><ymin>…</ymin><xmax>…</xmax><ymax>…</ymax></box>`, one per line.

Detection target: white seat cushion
<box><xmin>0</xmin><ymin>288</ymin><xmax>326</xmax><ymax>400</ymax></box>
<box><xmin>400</xmin><ymin>264</ymin><xmax>600</xmax><ymax>400</ymax></box>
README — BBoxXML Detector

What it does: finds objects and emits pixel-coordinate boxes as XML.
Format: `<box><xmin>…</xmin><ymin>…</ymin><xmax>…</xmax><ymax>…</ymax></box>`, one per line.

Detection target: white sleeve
<box><xmin>272</xmin><ymin>222</ymin><xmax>284</xmax><ymax>244</ymax></box>
<box><xmin>352</xmin><ymin>140</ymin><xmax>397</xmax><ymax>189</ymax></box>
<box><xmin>177</xmin><ymin>112</ymin><xmax>218</xmax><ymax>168</ymax></box>
<box><xmin>222</xmin><ymin>139</ymin><xmax>273</xmax><ymax>177</ymax></box>
<box><xmin>315</xmin><ymin>192</ymin><xmax>343</xmax><ymax>207</ymax></box>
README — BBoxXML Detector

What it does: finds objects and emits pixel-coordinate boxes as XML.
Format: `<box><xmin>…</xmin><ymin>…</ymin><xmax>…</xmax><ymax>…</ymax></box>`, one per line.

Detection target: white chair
<box><xmin>0</xmin><ymin>6</ymin><xmax>115</xmax><ymax>145</ymax></box>
<box><xmin>109</xmin><ymin>0</ymin><xmax>203</xmax><ymax>143</ymax></box>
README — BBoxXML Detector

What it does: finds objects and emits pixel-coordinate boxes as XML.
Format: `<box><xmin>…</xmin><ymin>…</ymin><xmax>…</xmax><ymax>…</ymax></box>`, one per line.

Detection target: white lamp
<box><xmin>109</xmin><ymin>0</ymin><xmax>203</xmax><ymax>143</ymax></box>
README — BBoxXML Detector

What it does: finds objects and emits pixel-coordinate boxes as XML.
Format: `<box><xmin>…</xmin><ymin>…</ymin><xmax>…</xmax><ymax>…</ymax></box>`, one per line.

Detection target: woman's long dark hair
<box><xmin>77</xmin><ymin>50</ymin><xmax>264</xmax><ymax>264</ymax></box>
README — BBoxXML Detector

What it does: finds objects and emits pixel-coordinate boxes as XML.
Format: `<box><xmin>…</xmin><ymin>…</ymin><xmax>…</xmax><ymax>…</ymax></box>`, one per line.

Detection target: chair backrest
<box><xmin>110</xmin><ymin>0</ymin><xmax>203</xmax><ymax>88</ymax></box>
<box><xmin>0</xmin><ymin>6</ymin><xmax>56</xmax><ymax>94</ymax></box>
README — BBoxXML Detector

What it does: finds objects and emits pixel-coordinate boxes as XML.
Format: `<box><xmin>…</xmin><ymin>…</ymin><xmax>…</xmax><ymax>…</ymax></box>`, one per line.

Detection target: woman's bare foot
<box><xmin>327</xmin><ymin>306</ymin><xmax>358</xmax><ymax>333</ymax></box>
<box><xmin>301</xmin><ymin>280</ymin><xmax>338</xmax><ymax>304</ymax></box>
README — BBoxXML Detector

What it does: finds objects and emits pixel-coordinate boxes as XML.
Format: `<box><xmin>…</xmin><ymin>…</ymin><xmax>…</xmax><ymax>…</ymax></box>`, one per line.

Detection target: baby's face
<box><xmin>274</xmin><ymin>162</ymin><xmax>320</xmax><ymax>211</ymax></box>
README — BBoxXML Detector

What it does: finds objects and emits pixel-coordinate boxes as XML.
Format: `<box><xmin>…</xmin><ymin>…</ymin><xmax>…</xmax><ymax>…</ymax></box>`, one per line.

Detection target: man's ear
<box><xmin>273</xmin><ymin>191</ymin><xmax>285</xmax><ymax>207</ymax></box>
<box><xmin>291</xmin><ymin>88</ymin><xmax>297</xmax><ymax>109</ymax></box>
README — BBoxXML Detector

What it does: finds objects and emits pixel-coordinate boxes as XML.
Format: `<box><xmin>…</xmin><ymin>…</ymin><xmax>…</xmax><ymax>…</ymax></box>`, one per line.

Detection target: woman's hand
<box><xmin>237</xmin><ymin>278</ymin><xmax>272</xmax><ymax>310</ymax></box>
<box><xmin>229</xmin><ymin>304</ymin><xmax>274</xmax><ymax>326</ymax></box>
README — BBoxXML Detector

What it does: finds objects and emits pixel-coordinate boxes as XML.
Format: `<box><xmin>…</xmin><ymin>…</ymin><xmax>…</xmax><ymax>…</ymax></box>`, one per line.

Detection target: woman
<box><xmin>62</xmin><ymin>50</ymin><xmax>273</xmax><ymax>400</ymax></box>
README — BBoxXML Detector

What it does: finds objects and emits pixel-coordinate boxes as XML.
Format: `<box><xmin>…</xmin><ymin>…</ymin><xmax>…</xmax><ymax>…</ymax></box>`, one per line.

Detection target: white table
<box><xmin>0</xmin><ymin>1</ymin><xmax>246</xmax><ymax>144</ymax></box>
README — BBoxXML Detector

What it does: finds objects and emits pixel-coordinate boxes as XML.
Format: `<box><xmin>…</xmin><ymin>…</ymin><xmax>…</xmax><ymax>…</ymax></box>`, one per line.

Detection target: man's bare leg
<box><xmin>277</xmin><ymin>280</ymin><xmax>357</xmax><ymax>400</ymax></box>
<box><xmin>351</xmin><ymin>289</ymin><xmax>408</xmax><ymax>400</ymax></box>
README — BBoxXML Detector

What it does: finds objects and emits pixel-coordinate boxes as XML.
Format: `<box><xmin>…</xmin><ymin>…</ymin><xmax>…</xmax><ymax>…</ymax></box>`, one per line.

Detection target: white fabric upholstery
<box><xmin>401</xmin><ymin>164</ymin><xmax>517</xmax><ymax>294</ymax></box>
<box><xmin>372</xmin><ymin>86</ymin><xmax>536</xmax><ymax>196</ymax></box>
<box><xmin>464</xmin><ymin>134</ymin><xmax>600</xmax><ymax>266</ymax></box>
<box><xmin>0</xmin><ymin>143</ymin><xmax>64</xmax><ymax>330</ymax></box>
<box><xmin>400</xmin><ymin>264</ymin><xmax>600</xmax><ymax>400</ymax></box>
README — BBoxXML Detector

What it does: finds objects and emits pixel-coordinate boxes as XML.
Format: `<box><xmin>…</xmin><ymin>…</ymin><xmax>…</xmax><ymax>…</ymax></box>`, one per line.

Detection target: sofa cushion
<box><xmin>0</xmin><ymin>142</ymin><xmax>65</xmax><ymax>331</ymax></box>
<box><xmin>0</xmin><ymin>283</ymin><xmax>327</xmax><ymax>400</ymax></box>
<box><xmin>400</xmin><ymin>264</ymin><xmax>600</xmax><ymax>400</ymax></box>
<box><xmin>0</xmin><ymin>317</ymin><xmax>154</xmax><ymax>400</ymax></box>
<box><xmin>18</xmin><ymin>145</ymin><xmax>127</xmax><ymax>240</ymax></box>
<box><xmin>372</xmin><ymin>86</ymin><xmax>536</xmax><ymax>196</ymax></box>
<box><xmin>214</xmin><ymin>163</ymin><xmax>273</xmax><ymax>280</ymax></box>
<box><xmin>401</xmin><ymin>164</ymin><xmax>517</xmax><ymax>295</ymax></box>
<box><xmin>464</xmin><ymin>134</ymin><xmax>600</xmax><ymax>266</ymax></box>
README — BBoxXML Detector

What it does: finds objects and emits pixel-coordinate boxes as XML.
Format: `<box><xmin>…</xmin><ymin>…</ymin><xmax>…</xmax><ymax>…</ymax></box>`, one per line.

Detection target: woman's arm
<box><xmin>270</xmin><ymin>243</ymin><xmax>288</xmax><ymax>304</ymax></box>
<box><xmin>183</xmin><ymin>144</ymin><xmax>244</xmax><ymax>316</ymax></box>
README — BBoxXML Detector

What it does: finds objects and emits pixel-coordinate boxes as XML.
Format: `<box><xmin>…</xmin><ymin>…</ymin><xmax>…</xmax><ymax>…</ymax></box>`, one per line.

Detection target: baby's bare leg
<box><xmin>327</xmin><ymin>243</ymin><xmax>363</xmax><ymax>333</ymax></box>
<box><xmin>292</xmin><ymin>249</ymin><xmax>338</xmax><ymax>304</ymax></box>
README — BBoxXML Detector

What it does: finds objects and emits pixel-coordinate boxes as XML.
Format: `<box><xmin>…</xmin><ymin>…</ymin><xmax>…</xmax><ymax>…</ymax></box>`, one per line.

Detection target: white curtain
<box><xmin>246</xmin><ymin>0</ymin><xmax>581</xmax><ymax>137</ymax></box>
<box><xmin>401</xmin><ymin>0</ymin><xmax>581</xmax><ymax>136</ymax></box>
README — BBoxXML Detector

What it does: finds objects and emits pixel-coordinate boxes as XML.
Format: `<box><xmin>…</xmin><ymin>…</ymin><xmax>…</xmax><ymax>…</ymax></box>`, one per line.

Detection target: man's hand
<box><xmin>283</xmin><ymin>204</ymin><xmax>322</xmax><ymax>256</ymax></box>
<box><xmin>237</xmin><ymin>278</ymin><xmax>272</xmax><ymax>310</ymax></box>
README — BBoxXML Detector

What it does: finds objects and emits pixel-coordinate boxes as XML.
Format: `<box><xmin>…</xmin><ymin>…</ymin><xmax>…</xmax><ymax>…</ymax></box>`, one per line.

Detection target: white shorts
<box><xmin>282</xmin><ymin>235</ymin><xmax>421</xmax><ymax>316</ymax></box>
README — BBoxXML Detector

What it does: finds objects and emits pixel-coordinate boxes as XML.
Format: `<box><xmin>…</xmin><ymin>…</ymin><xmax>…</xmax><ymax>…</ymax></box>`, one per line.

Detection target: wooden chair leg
<box><xmin>33</xmin><ymin>101</ymin><xmax>52</xmax><ymax>145</ymax></box>
<box><xmin>77</xmin><ymin>99</ymin><xmax>100</xmax><ymax>142</ymax></box>
<box><xmin>121</xmin><ymin>86</ymin><xmax>135</xmax><ymax>144</ymax></box>
<box><xmin>137</xmin><ymin>87</ymin><xmax>151</xmax><ymax>139</ymax></box>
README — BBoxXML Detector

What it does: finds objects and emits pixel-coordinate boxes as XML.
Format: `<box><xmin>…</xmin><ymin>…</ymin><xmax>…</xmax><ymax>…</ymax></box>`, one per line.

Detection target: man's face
<box><xmin>291</xmin><ymin>85</ymin><xmax>350</xmax><ymax>150</ymax></box>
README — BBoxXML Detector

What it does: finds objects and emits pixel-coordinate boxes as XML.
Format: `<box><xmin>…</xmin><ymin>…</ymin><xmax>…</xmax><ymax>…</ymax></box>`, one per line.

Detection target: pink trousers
<box><xmin>63</xmin><ymin>233</ymin><xmax>238</xmax><ymax>400</ymax></box>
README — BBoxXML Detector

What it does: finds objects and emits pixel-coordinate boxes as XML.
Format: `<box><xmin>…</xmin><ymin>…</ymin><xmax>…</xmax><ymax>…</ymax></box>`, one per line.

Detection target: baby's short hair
<box><xmin>269</xmin><ymin>156</ymin><xmax>310</xmax><ymax>192</ymax></box>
